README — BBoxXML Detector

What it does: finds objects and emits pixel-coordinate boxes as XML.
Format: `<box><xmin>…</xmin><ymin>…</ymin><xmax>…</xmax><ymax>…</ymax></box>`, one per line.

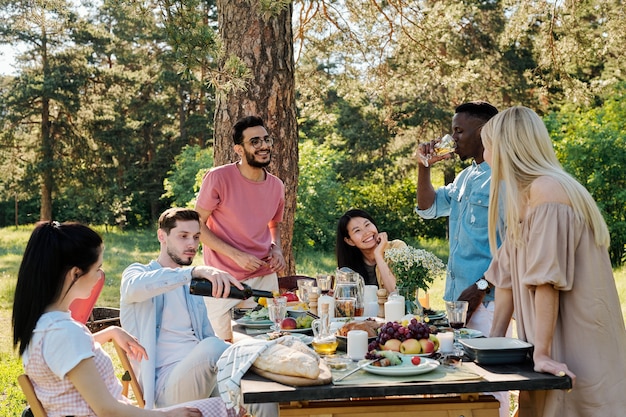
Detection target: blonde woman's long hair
<box><xmin>481</xmin><ymin>106</ymin><xmax>610</xmax><ymax>257</ymax></box>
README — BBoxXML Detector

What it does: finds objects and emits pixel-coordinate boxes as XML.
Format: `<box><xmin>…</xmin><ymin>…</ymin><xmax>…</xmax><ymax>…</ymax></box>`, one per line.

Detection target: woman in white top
<box><xmin>12</xmin><ymin>221</ymin><xmax>242</xmax><ymax>417</ymax></box>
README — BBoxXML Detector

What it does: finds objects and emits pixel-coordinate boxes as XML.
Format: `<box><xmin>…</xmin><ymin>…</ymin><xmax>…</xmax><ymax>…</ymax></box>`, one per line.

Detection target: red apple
<box><xmin>282</xmin><ymin>292</ymin><xmax>299</xmax><ymax>302</ymax></box>
<box><xmin>419</xmin><ymin>338</ymin><xmax>435</xmax><ymax>354</ymax></box>
<box><xmin>281</xmin><ymin>317</ymin><xmax>297</xmax><ymax>329</ymax></box>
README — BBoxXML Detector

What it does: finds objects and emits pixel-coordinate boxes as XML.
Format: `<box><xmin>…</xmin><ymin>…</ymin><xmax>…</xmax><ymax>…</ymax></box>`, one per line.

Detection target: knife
<box><xmin>334</xmin><ymin>358</ymin><xmax>381</xmax><ymax>382</ymax></box>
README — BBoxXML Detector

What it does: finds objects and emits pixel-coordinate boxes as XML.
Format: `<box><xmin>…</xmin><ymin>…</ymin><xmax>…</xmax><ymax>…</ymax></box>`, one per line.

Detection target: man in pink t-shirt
<box><xmin>195</xmin><ymin>115</ymin><xmax>286</xmax><ymax>341</ymax></box>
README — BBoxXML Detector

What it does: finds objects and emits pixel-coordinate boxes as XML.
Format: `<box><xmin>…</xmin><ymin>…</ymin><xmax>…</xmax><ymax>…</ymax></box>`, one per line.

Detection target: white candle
<box><xmin>364</xmin><ymin>285</ymin><xmax>378</xmax><ymax>302</ymax></box>
<box><xmin>437</xmin><ymin>331</ymin><xmax>455</xmax><ymax>353</ymax></box>
<box><xmin>347</xmin><ymin>330</ymin><xmax>369</xmax><ymax>360</ymax></box>
<box><xmin>384</xmin><ymin>298</ymin><xmax>404</xmax><ymax>322</ymax></box>
<box><xmin>363</xmin><ymin>301</ymin><xmax>379</xmax><ymax>318</ymax></box>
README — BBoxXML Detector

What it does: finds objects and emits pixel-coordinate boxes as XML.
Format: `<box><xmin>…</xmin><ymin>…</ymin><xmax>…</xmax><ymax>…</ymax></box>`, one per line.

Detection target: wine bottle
<box><xmin>189</xmin><ymin>278</ymin><xmax>274</xmax><ymax>300</ymax></box>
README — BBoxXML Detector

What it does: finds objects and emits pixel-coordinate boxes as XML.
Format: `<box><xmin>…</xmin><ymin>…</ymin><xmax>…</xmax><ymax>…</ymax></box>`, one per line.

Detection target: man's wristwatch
<box><xmin>475</xmin><ymin>278</ymin><xmax>490</xmax><ymax>291</ymax></box>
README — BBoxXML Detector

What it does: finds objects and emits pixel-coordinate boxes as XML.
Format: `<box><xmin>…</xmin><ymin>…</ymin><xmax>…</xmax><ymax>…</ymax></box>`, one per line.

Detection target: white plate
<box><xmin>411</xmin><ymin>352</ymin><xmax>437</xmax><ymax>357</ymax></box>
<box><xmin>458</xmin><ymin>328</ymin><xmax>483</xmax><ymax>338</ymax></box>
<box><xmin>364</xmin><ymin>356</ymin><xmax>439</xmax><ymax>376</ymax></box>
<box><xmin>427</xmin><ymin>312</ymin><xmax>446</xmax><ymax>320</ymax></box>
<box><xmin>254</xmin><ymin>332</ymin><xmax>313</xmax><ymax>345</ymax></box>
<box><xmin>235</xmin><ymin>318</ymin><xmax>273</xmax><ymax>328</ymax></box>
<box><xmin>282</xmin><ymin>327</ymin><xmax>312</xmax><ymax>333</ymax></box>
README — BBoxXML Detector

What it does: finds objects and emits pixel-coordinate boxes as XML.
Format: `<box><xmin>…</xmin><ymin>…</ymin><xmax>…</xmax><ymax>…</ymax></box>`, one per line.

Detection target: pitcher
<box><xmin>334</xmin><ymin>267</ymin><xmax>365</xmax><ymax>316</ymax></box>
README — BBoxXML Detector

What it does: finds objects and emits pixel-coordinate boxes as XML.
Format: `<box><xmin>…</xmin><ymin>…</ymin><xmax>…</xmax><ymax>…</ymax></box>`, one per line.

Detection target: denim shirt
<box><xmin>416</xmin><ymin>161</ymin><xmax>497</xmax><ymax>302</ymax></box>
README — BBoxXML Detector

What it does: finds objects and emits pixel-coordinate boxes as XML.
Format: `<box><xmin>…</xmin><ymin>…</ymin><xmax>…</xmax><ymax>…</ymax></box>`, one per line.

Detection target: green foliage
<box><xmin>293</xmin><ymin>139</ymin><xmax>347</xmax><ymax>251</ymax></box>
<box><xmin>0</xmin><ymin>354</ymin><xmax>26</xmax><ymax>416</ymax></box>
<box><xmin>547</xmin><ymin>83</ymin><xmax>626</xmax><ymax>265</ymax></box>
<box><xmin>162</xmin><ymin>145</ymin><xmax>214</xmax><ymax>208</ymax></box>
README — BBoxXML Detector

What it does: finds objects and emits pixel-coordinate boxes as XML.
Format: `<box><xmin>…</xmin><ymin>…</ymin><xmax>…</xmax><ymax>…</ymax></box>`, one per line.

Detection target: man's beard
<box><xmin>167</xmin><ymin>248</ymin><xmax>194</xmax><ymax>266</ymax></box>
<box><xmin>244</xmin><ymin>148</ymin><xmax>271</xmax><ymax>168</ymax></box>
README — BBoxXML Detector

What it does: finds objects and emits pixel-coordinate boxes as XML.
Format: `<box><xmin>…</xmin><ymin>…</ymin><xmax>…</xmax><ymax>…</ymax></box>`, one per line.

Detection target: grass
<box><xmin>1</xmin><ymin>224</ymin><xmax>624</xmax><ymax>416</ymax></box>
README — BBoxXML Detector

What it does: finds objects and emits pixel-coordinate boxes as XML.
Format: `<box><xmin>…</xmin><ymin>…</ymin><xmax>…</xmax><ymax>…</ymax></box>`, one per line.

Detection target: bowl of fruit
<box><xmin>369</xmin><ymin>318</ymin><xmax>440</xmax><ymax>356</ymax></box>
<box><xmin>280</xmin><ymin>314</ymin><xmax>314</xmax><ymax>332</ymax></box>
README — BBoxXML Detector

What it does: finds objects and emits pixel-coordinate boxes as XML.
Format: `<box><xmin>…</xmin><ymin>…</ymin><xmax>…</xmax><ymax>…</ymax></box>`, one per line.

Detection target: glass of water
<box><xmin>268</xmin><ymin>296</ymin><xmax>287</xmax><ymax>332</ymax></box>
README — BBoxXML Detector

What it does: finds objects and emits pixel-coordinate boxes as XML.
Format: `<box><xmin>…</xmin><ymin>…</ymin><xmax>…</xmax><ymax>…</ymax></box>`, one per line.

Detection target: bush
<box><xmin>547</xmin><ymin>83</ymin><xmax>626</xmax><ymax>265</ymax></box>
<box><xmin>162</xmin><ymin>144</ymin><xmax>214</xmax><ymax>208</ymax></box>
<box><xmin>294</xmin><ymin>140</ymin><xmax>347</xmax><ymax>251</ymax></box>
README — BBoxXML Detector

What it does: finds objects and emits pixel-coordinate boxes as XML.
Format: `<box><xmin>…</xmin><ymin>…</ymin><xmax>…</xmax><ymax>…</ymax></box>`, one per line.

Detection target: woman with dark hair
<box><xmin>335</xmin><ymin>209</ymin><xmax>406</xmax><ymax>292</ymax></box>
<box><xmin>12</xmin><ymin>221</ymin><xmax>241</xmax><ymax>417</ymax></box>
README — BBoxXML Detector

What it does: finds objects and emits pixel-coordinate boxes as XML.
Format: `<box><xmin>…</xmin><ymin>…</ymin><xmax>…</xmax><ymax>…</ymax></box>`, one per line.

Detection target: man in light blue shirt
<box><xmin>415</xmin><ymin>102</ymin><xmax>510</xmax><ymax>417</ymax></box>
<box><xmin>121</xmin><ymin>208</ymin><xmax>277</xmax><ymax>416</ymax></box>
<box><xmin>415</xmin><ymin>101</ymin><xmax>499</xmax><ymax>329</ymax></box>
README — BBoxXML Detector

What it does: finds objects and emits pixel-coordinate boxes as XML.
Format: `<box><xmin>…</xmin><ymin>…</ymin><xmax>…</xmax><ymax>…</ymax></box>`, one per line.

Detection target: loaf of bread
<box><xmin>253</xmin><ymin>338</ymin><xmax>320</xmax><ymax>379</ymax></box>
<box><xmin>337</xmin><ymin>319</ymin><xmax>382</xmax><ymax>338</ymax></box>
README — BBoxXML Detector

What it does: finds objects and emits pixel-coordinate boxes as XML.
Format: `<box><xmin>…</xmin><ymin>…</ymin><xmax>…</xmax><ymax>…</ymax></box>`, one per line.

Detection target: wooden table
<box><xmin>240</xmin><ymin>360</ymin><xmax>572</xmax><ymax>417</ymax></box>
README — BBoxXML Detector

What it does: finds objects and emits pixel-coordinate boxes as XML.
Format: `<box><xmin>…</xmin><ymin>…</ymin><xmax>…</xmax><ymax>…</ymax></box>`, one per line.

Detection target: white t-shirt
<box><xmin>155</xmin><ymin>285</ymin><xmax>201</xmax><ymax>393</ymax></box>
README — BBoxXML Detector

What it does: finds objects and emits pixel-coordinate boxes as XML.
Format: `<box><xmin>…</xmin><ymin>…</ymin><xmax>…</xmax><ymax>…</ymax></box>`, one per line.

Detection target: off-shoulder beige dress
<box><xmin>486</xmin><ymin>203</ymin><xmax>626</xmax><ymax>417</ymax></box>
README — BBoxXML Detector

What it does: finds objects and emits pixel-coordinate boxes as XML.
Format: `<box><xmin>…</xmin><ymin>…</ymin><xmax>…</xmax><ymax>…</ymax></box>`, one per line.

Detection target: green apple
<box><xmin>382</xmin><ymin>339</ymin><xmax>402</xmax><ymax>352</ymax></box>
<box><xmin>400</xmin><ymin>338</ymin><xmax>422</xmax><ymax>354</ymax></box>
<box><xmin>429</xmin><ymin>334</ymin><xmax>440</xmax><ymax>351</ymax></box>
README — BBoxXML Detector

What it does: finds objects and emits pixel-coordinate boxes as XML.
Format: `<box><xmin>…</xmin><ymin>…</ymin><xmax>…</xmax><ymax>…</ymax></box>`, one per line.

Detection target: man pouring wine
<box><xmin>120</xmin><ymin>207</ymin><xmax>277</xmax><ymax>417</ymax></box>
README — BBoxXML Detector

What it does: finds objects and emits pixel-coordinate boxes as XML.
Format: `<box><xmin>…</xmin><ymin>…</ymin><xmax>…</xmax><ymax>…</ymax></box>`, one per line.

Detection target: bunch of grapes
<box><xmin>368</xmin><ymin>318</ymin><xmax>431</xmax><ymax>351</ymax></box>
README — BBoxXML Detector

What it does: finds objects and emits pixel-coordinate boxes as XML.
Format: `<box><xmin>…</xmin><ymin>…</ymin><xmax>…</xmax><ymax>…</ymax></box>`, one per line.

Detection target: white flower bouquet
<box><xmin>384</xmin><ymin>245</ymin><xmax>446</xmax><ymax>297</ymax></box>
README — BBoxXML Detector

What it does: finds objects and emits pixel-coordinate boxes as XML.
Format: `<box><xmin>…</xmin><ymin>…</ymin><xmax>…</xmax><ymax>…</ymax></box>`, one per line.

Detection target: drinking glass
<box><xmin>268</xmin><ymin>296</ymin><xmax>287</xmax><ymax>332</ymax></box>
<box><xmin>445</xmin><ymin>300</ymin><xmax>469</xmax><ymax>355</ymax></box>
<box><xmin>297</xmin><ymin>279</ymin><xmax>315</xmax><ymax>303</ymax></box>
<box><xmin>316</xmin><ymin>274</ymin><xmax>333</xmax><ymax>295</ymax></box>
<box><xmin>419</xmin><ymin>134</ymin><xmax>457</xmax><ymax>167</ymax></box>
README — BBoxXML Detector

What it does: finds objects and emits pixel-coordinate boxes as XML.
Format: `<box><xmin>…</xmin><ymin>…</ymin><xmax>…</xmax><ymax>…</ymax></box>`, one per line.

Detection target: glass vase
<box><xmin>396</xmin><ymin>285</ymin><xmax>424</xmax><ymax>320</ymax></box>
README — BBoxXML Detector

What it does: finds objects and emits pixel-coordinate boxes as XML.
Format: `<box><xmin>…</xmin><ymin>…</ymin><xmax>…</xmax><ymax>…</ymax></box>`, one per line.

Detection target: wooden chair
<box><xmin>17</xmin><ymin>374</ymin><xmax>45</xmax><ymax>417</ymax></box>
<box><xmin>278</xmin><ymin>275</ymin><xmax>317</xmax><ymax>292</ymax></box>
<box><xmin>113</xmin><ymin>339</ymin><xmax>145</xmax><ymax>408</ymax></box>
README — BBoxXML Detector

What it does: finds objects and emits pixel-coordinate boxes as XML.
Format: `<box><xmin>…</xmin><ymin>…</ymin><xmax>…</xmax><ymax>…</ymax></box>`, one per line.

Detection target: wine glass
<box><xmin>419</xmin><ymin>134</ymin><xmax>457</xmax><ymax>167</ymax></box>
<box><xmin>267</xmin><ymin>296</ymin><xmax>287</xmax><ymax>332</ymax></box>
<box><xmin>445</xmin><ymin>300</ymin><xmax>469</xmax><ymax>356</ymax></box>
<box><xmin>316</xmin><ymin>274</ymin><xmax>333</xmax><ymax>295</ymax></box>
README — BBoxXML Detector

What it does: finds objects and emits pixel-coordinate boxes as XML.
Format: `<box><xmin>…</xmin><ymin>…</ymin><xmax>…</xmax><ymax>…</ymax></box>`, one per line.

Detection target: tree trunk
<box><xmin>40</xmin><ymin>97</ymin><xmax>53</xmax><ymax>221</ymax></box>
<box><xmin>214</xmin><ymin>1</ymin><xmax>298</xmax><ymax>276</ymax></box>
<box><xmin>40</xmin><ymin>34</ymin><xmax>53</xmax><ymax>222</ymax></box>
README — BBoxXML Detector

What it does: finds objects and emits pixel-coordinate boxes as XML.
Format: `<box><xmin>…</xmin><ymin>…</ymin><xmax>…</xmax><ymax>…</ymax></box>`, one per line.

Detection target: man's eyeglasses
<box><xmin>244</xmin><ymin>136</ymin><xmax>274</xmax><ymax>149</ymax></box>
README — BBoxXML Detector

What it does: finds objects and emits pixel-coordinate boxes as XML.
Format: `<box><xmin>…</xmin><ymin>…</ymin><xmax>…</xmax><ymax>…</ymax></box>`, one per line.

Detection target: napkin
<box><xmin>217</xmin><ymin>336</ymin><xmax>306</xmax><ymax>409</ymax></box>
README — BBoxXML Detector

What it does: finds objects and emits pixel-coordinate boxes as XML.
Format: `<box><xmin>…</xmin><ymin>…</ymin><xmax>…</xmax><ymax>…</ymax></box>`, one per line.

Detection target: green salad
<box><xmin>245</xmin><ymin>307</ymin><xmax>269</xmax><ymax>321</ymax></box>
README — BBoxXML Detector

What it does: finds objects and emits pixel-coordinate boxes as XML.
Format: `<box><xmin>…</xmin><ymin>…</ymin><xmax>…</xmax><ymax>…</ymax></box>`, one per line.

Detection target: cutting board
<box><xmin>251</xmin><ymin>361</ymin><xmax>332</xmax><ymax>386</ymax></box>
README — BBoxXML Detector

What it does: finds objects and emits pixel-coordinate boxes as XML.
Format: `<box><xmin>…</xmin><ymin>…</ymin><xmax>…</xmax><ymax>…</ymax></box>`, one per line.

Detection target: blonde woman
<box><xmin>482</xmin><ymin>106</ymin><xmax>626</xmax><ymax>417</ymax></box>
